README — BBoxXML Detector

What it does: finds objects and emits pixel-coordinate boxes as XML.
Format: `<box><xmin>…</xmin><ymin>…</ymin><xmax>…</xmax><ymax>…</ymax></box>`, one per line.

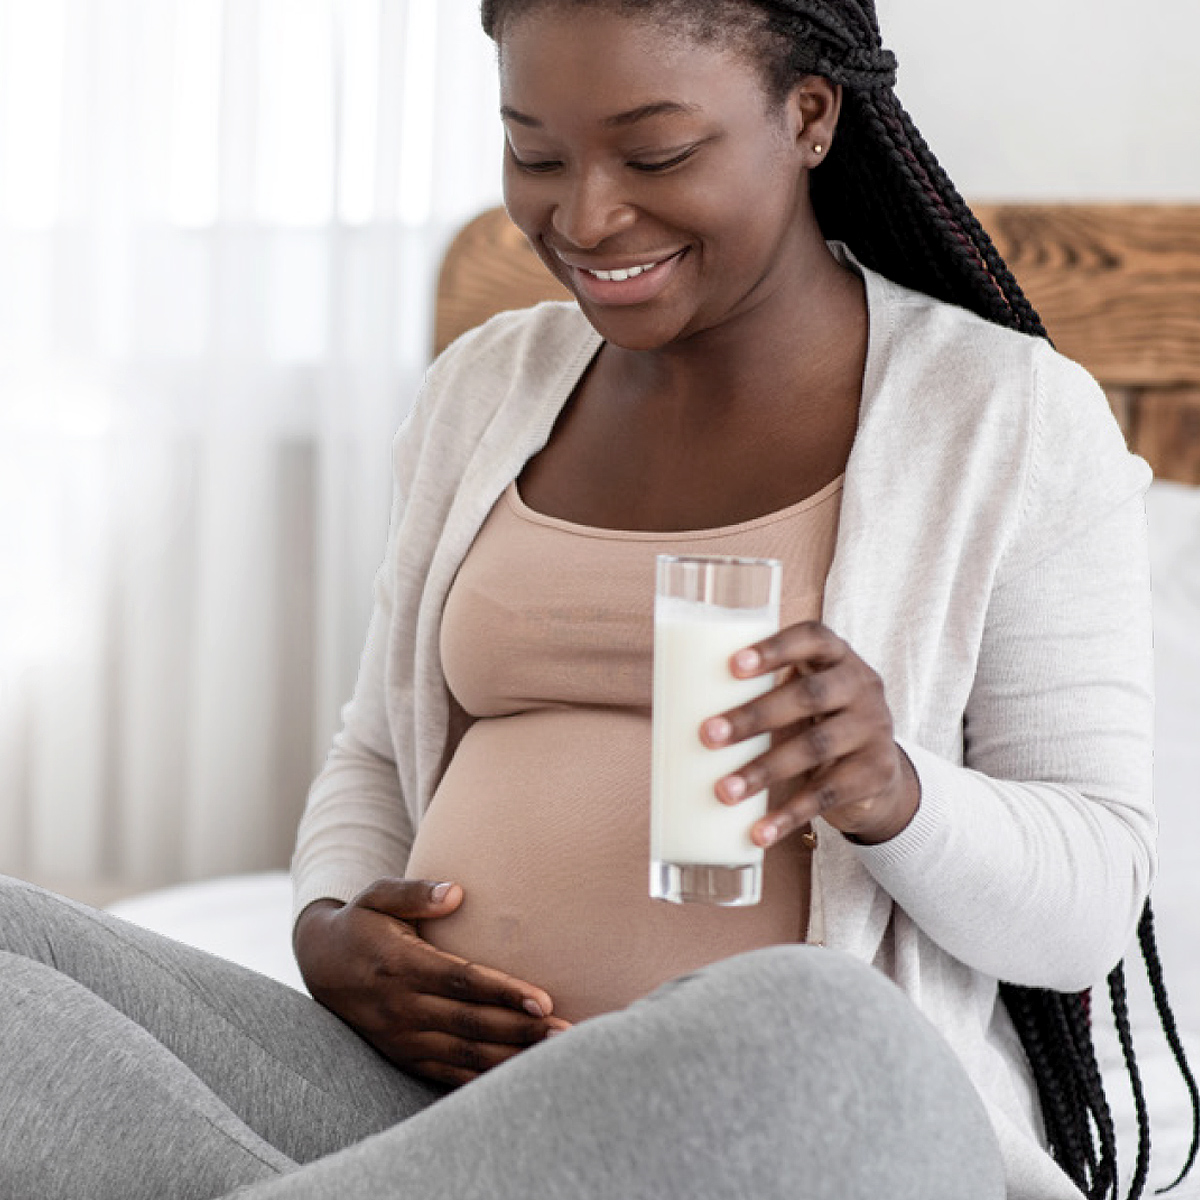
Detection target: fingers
<box><xmin>696</xmin><ymin>621</ymin><xmax>919</xmax><ymax>845</ymax></box>
<box><xmin>417</xmin><ymin>993</ymin><xmax>570</xmax><ymax>1047</ymax></box>
<box><xmin>300</xmin><ymin>881</ymin><xmax>575</xmax><ymax>1090</ymax></box>
<box><xmin>353</xmin><ymin>880</ymin><xmax>556</xmax><ymax>1017</ymax></box>
<box><xmin>375</xmin><ymin>992</ymin><xmax>572</xmax><ymax>1086</ymax></box>
<box><xmin>355</xmin><ymin>877</ymin><xmax>464</xmax><ymax>922</ymax></box>
<box><xmin>700</xmin><ymin>623</ymin><xmax>860</xmax><ymax>748</ymax></box>
<box><xmin>406</xmin><ymin>1022</ymin><xmax>567</xmax><ymax>1090</ymax></box>
<box><xmin>727</xmin><ymin>620</ymin><xmax>849</xmax><ymax>682</ymax></box>
<box><xmin>405</xmin><ymin>946</ymin><xmax>557</xmax><ymax>1020</ymax></box>
<box><xmin>752</xmin><ymin>750</ymin><xmax>902</xmax><ymax>846</ymax></box>
<box><xmin>711</xmin><ymin>709</ymin><xmax>876</xmax><ymax>805</ymax></box>
<box><xmin>382</xmin><ymin>1019</ymin><xmax>570</xmax><ymax>1089</ymax></box>
<box><xmin>336</xmin><ymin>916</ymin><xmax>572</xmax><ymax>1084</ymax></box>
<box><xmin>358</xmin><ymin>902</ymin><xmax>567</xmax><ymax>1035</ymax></box>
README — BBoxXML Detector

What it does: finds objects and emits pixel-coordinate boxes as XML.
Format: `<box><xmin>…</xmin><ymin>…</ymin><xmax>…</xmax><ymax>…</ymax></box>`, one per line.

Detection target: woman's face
<box><xmin>497</xmin><ymin>6</ymin><xmax>830</xmax><ymax>352</ymax></box>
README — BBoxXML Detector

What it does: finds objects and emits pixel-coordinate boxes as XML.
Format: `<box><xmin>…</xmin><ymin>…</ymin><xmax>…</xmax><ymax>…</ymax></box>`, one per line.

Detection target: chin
<box><xmin>574</xmin><ymin>304</ymin><xmax>693</xmax><ymax>352</ymax></box>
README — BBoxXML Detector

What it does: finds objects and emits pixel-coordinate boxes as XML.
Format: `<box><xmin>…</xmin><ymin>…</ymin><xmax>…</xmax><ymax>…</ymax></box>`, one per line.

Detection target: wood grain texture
<box><xmin>974</xmin><ymin>204</ymin><xmax>1200</xmax><ymax>389</ymax></box>
<box><xmin>434</xmin><ymin>205</ymin><xmax>1200</xmax><ymax>484</ymax></box>
<box><xmin>1127</xmin><ymin>388</ymin><xmax>1200</xmax><ymax>485</ymax></box>
<box><xmin>434</xmin><ymin>208</ymin><xmax>569</xmax><ymax>355</ymax></box>
<box><xmin>1104</xmin><ymin>387</ymin><xmax>1138</xmax><ymax>444</ymax></box>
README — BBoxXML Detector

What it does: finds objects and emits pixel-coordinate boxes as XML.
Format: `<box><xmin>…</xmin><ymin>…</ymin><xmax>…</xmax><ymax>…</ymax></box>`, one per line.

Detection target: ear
<box><xmin>787</xmin><ymin>76</ymin><xmax>843</xmax><ymax>169</ymax></box>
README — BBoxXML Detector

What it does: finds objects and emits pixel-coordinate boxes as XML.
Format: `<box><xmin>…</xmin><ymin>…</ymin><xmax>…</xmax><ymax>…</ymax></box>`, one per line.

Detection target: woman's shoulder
<box><xmin>872</xmin><ymin>267</ymin><xmax>1049</xmax><ymax>373</ymax></box>
<box><xmin>857</xmin><ymin>262</ymin><xmax>1149</xmax><ymax>554</ymax></box>
<box><xmin>860</xmin><ymin>261</ymin><xmax>1121</xmax><ymax>444</ymax></box>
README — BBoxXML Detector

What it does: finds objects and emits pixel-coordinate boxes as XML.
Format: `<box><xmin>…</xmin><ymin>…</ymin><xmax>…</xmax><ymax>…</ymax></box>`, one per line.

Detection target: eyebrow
<box><xmin>500</xmin><ymin>101</ymin><xmax>702</xmax><ymax>129</ymax></box>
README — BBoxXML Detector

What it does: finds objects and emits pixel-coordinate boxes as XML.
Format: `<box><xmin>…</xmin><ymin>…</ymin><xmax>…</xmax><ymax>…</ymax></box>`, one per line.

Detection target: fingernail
<box><xmin>722</xmin><ymin>775</ymin><xmax>747</xmax><ymax>801</ymax></box>
<box><xmin>544</xmin><ymin>1026</ymin><xmax>567</xmax><ymax>1038</ymax></box>
<box><xmin>430</xmin><ymin>882</ymin><xmax>453</xmax><ymax>902</ymax></box>
<box><xmin>734</xmin><ymin>648</ymin><xmax>761</xmax><ymax>673</ymax></box>
<box><xmin>523</xmin><ymin>999</ymin><xmax>545</xmax><ymax>1018</ymax></box>
<box><xmin>703</xmin><ymin>717</ymin><xmax>732</xmax><ymax>745</ymax></box>
<box><xmin>758</xmin><ymin>823</ymin><xmax>780</xmax><ymax>847</ymax></box>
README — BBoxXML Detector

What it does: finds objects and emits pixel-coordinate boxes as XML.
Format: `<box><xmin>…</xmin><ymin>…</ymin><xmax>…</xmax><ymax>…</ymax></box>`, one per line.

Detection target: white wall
<box><xmin>875</xmin><ymin>0</ymin><xmax>1200</xmax><ymax>200</ymax></box>
<box><xmin>466</xmin><ymin>0</ymin><xmax>1199</xmax><ymax>202</ymax></box>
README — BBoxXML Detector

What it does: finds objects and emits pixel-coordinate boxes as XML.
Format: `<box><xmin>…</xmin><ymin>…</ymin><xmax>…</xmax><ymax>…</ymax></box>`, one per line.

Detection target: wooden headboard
<box><xmin>435</xmin><ymin>205</ymin><xmax>1200</xmax><ymax>485</ymax></box>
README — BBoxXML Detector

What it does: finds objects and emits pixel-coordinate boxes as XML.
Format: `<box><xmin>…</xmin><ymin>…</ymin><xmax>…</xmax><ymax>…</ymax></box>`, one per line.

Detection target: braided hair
<box><xmin>483</xmin><ymin>0</ymin><xmax>1200</xmax><ymax>1194</ymax></box>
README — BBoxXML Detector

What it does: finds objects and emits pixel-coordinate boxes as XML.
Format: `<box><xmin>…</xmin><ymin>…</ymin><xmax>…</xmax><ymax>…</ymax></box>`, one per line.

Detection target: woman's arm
<box><xmin>856</xmin><ymin>487</ymin><xmax>1155</xmax><ymax>991</ymax></box>
<box><xmin>291</xmin><ymin>314</ymin><xmax>587</xmax><ymax>1081</ymax></box>
<box><xmin>291</xmin><ymin>479</ymin><xmax>418</xmax><ymax>921</ymax></box>
<box><xmin>704</xmin><ymin>341</ymin><xmax>1155</xmax><ymax>991</ymax></box>
<box><xmin>290</xmin><ymin>316</ymin><xmax>469</xmax><ymax>922</ymax></box>
<box><xmin>853</xmin><ymin>346</ymin><xmax>1156</xmax><ymax>990</ymax></box>
<box><xmin>293</xmin><ymin>304</ymin><xmax>598</xmax><ymax>924</ymax></box>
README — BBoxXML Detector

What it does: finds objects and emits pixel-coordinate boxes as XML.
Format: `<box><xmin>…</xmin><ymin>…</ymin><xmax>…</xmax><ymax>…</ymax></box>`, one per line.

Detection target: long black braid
<box><xmin>481</xmin><ymin>1</ymin><xmax>1200</xmax><ymax>1194</ymax></box>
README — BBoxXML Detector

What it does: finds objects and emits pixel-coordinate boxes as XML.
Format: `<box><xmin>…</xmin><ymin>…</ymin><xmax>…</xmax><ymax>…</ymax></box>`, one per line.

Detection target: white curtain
<box><xmin>0</xmin><ymin>0</ymin><xmax>504</xmax><ymax>896</ymax></box>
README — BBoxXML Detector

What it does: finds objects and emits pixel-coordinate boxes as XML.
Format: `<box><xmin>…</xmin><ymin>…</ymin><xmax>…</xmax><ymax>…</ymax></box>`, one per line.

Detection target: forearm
<box><xmin>291</xmin><ymin>740</ymin><xmax>415</xmax><ymax>927</ymax></box>
<box><xmin>853</xmin><ymin>743</ymin><xmax>1154</xmax><ymax>990</ymax></box>
<box><xmin>857</xmin><ymin>490</ymin><xmax>1155</xmax><ymax>990</ymax></box>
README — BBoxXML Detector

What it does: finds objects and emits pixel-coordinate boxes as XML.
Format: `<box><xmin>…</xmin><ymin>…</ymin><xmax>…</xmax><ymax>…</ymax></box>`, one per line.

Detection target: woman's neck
<box><xmin>602</xmin><ymin>238</ymin><xmax>867</xmax><ymax>427</ymax></box>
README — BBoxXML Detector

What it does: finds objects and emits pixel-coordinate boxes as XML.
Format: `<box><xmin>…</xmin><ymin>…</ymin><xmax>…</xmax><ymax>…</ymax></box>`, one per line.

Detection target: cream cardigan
<box><xmin>292</xmin><ymin>260</ymin><xmax>1155</xmax><ymax>1199</ymax></box>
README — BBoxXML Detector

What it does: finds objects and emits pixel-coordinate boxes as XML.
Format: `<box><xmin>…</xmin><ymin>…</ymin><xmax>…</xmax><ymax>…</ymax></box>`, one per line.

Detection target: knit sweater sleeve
<box><xmin>289</xmin><ymin>344</ymin><xmax>457</xmax><ymax>925</ymax></box>
<box><xmin>855</xmin><ymin>344</ymin><xmax>1155</xmax><ymax>992</ymax></box>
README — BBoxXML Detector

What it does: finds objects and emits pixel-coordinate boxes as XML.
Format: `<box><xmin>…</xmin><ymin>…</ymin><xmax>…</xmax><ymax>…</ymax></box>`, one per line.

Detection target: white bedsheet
<box><xmin>1092</xmin><ymin>481</ymin><xmax>1200</xmax><ymax>1196</ymax></box>
<box><xmin>109</xmin><ymin>870</ymin><xmax>303</xmax><ymax>991</ymax></box>
<box><xmin>109</xmin><ymin>479</ymin><xmax>1200</xmax><ymax>1195</ymax></box>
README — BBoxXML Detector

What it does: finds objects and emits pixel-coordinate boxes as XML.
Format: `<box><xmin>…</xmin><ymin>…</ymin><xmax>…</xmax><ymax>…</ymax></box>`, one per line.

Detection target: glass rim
<box><xmin>655</xmin><ymin>553</ymin><xmax>782</xmax><ymax>570</ymax></box>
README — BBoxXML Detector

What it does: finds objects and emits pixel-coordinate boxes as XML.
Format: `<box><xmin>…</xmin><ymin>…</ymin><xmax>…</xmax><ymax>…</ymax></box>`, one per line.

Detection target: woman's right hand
<box><xmin>294</xmin><ymin>878</ymin><xmax>570</xmax><ymax>1088</ymax></box>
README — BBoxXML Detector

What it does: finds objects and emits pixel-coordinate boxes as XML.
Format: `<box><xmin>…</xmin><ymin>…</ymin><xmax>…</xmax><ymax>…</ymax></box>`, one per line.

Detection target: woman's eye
<box><xmin>507</xmin><ymin>144</ymin><xmax>698</xmax><ymax>175</ymax></box>
<box><xmin>629</xmin><ymin>148</ymin><xmax>696</xmax><ymax>173</ymax></box>
<box><xmin>509</xmin><ymin>151</ymin><xmax>561</xmax><ymax>174</ymax></box>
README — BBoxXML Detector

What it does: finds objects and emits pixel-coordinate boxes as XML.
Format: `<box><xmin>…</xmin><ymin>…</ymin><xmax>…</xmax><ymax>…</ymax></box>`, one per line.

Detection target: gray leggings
<box><xmin>0</xmin><ymin>875</ymin><xmax>1004</xmax><ymax>1199</ymax></box>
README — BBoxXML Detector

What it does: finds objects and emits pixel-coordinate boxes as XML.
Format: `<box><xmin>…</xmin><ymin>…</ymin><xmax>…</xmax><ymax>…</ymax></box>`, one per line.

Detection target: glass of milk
<box><xmin>650</xmin><ymin>554</ymin><xmax>782</xmax><ymax>906</ymax></box>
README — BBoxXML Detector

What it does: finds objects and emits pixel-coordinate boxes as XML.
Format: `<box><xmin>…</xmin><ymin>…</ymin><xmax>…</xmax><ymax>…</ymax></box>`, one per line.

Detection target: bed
<box><xmin>111</xmin><ymin>204</ymin><xmax>1200</xmax><ymax>1195</ymax></box>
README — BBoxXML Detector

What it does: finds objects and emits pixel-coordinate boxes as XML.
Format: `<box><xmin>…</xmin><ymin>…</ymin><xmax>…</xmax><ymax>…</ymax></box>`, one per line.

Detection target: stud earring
<box><xmin>813</xmin><ymin>143</ymin><xmax>824</xmax><ymax>155</ymax></box>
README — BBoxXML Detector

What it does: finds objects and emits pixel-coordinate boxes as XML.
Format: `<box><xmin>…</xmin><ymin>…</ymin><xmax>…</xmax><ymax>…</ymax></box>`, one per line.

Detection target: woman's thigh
<box><xmin>0</xmin><ymin>875</ymin><xmax>439</xmax><ymax>1164</ymax></box>
<box><xmin>1</xmin><ymin>948</ymin><xmax>297</xmax><ymax>1200</ymax></box>
<box><xmin>1</xmin><ymin>882</ymin><xmax>1005</xmax><ymax>1199</ymax></box>
<box><xmin>237</xmin><ymin>943</ymin><xmax>1006</xmax><ymax>1200</ymax></box>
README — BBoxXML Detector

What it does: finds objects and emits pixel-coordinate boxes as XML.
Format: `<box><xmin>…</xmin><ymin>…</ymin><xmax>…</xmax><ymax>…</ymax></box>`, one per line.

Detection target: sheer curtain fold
<box><xmin>0</xmin><ymin>0</ymin><xmax>504</xmax><ymax>896</ymax></box>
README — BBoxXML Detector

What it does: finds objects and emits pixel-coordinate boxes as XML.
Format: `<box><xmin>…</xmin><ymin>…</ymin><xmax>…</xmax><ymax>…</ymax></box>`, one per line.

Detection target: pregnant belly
<box><xmin>405</xmin><ymin>709</ymin><xmax>808</xmax><ymax>1024</ymax></box>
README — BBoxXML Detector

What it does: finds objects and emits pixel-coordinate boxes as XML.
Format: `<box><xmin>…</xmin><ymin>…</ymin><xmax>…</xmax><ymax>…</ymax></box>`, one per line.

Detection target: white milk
<box><xmin>651</xmin><ymin>597</ymin><xmax>777</xmax><ymax>866</ymax></box>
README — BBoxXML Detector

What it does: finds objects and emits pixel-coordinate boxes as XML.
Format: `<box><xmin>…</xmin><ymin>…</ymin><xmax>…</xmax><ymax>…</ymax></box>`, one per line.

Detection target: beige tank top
<box><xmin>405</xmin><ymin>476</ymin><xmax>842</xmax><ymax>1024</ymax></box>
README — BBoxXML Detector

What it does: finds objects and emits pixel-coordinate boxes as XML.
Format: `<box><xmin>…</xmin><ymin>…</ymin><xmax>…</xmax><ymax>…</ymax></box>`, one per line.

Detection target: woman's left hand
<box><xmin>700</xmin><ymin>621</ymin><xmax>920</xmax><ymax>848</ymax></box>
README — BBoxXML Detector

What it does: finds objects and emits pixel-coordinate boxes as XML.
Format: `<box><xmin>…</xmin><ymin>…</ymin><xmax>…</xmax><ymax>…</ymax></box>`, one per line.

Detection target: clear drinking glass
<box><xmin>650</xmin><ymin>554</ymin><xmax>782</xmax><ymax>906</ymax></box>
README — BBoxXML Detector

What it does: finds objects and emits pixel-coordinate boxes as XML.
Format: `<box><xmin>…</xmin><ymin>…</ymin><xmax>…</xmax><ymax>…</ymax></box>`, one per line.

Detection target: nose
<box><xmin>550</xmin><ymin>168</ymin><xmax>636</xmax><ymax>250</ymax></box>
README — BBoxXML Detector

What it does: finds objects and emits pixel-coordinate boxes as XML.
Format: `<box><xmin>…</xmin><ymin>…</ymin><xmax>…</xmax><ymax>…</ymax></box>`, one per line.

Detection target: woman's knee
<box><xmin>621</xmin><ymin>945</ymin><xmax>918</xmax><ymax>1087</ymax></box>
<box><xmin>652</xmin><ymin>944</ymin><xmax>911</xmax><ymax>1031</ymax></box>
<box><xmin>0</xmin><ymin>874</ymin><xmax>85</xmax><ymax>961</ymax></box>
<box><xmin>662</xmin><ymin>946</ymin><xmax>974</xmax><ymax>1082</ymax></box>
<box><xmin>635</xmin><ymin>946</ymin><xmax>1004</xmax><ymax>1195</ymax></box>
<box><xmin>548</xmin><ymin>947</ymin><xmax>1002</xmax><ymax>1197</ymax></box>
<box><xmin>0</xmin><ymin>874</ymin><xmax>46</xmax><ymax>955</ymax></box>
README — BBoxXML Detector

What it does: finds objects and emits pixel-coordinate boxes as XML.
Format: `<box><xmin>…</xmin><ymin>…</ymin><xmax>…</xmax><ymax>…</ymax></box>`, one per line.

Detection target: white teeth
<box><xmin>587</xmin><ymin>261</ymin><xmax>657</xmax><ymax>281</ymax></box>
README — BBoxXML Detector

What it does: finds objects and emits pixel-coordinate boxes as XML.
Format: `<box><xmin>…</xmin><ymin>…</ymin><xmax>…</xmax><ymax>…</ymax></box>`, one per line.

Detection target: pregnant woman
<box><xmin>2</xmin><ymin>1</ymin><xmax>1192</xmax><ymax>1198</ymax></box>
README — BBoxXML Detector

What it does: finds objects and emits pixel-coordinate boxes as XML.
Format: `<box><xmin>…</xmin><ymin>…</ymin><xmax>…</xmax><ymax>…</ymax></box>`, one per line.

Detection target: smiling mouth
<box><xmin>583</xmin><ymin>260</ymin><xmax>663</xmax><ymax>282</ymax></box>
<box><xmin>553</xmin><ymin>247</ymin><xmax>688</xmax><ymax>309</ymax></box>
<box><xmin>565</xmin><ymin>250</ymin><xmax>685</xmax><ymax>282</ymax></box>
